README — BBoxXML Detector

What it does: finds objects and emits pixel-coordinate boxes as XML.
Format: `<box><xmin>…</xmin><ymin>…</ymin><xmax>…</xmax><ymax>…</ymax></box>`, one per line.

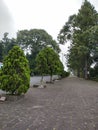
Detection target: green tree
<box><xmin>58</xmin><ymin>0</ymin><xmax>98</xmax><ymax>79</ymax></box>
<box><xmin>17</xmin><ymin>29</ymin><xmax>60</xmax><ymax>73</ymax></box>
<box><xmin>0</xmin><ymin>46</ymin><xmax>30</xmax><ymax>95</ymax></box>
<box><xmin>36</xmin><ymin>47</ymin><xmax>64</xmax><ymax>82</ymax></box>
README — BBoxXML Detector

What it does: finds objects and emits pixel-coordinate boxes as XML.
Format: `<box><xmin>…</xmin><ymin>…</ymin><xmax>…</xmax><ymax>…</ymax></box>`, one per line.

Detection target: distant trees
<box><xmin>17</xmin><ymin>29</ymin><xmax>60</xmax><ymax>73</ymax></box>
<box><xmin>58</xmin><ymin>0</ymin><xmax>98</xmax><ymax>79</ymax></box>
<box><xmin>0</xmin><ymin>32</ymin><xmax>16</xmax><ymax>61</ymax></box>
<box><xmin>36</xmin><ymin>47</ymin><xmax>64</xmax><ymax>82</ymax></box>
<box><xmin>0</xmin><ymin>46</ymin><xmax>30</xmax><ymax>95</ymax></box>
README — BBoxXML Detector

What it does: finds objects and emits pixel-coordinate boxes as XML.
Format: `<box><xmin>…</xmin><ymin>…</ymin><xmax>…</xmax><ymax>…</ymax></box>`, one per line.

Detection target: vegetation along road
<box><xmin>0</xmin><ymin>77</ymin><xmax>98</xmax><ymax>130</ymax></box>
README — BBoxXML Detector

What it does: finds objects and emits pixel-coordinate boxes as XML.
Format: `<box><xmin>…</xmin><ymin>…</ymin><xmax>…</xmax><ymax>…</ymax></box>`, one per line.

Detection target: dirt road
<box><xmin>0</xmin><ymin>77</ymin><xmax>98</xmax><ymax>130</ymax></box>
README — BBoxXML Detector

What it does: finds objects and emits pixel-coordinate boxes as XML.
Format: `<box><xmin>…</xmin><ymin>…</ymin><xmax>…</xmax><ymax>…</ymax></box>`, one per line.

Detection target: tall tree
<box><xmin>58</xmin><ymin>0</ymin><xmax>98</xmax><ymax>79</ymax></box>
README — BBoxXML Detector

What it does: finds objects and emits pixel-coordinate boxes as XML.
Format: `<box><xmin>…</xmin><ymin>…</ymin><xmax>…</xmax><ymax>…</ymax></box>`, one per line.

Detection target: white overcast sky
<box><xmin>1</xmin><ymin>0</ymin><xmax>98</xmax><ymax>69</ymax></box>
<box><xmin>1</xmin><ymin>0</ymin><xmax>98</xmax><ymax>40</ymax></box>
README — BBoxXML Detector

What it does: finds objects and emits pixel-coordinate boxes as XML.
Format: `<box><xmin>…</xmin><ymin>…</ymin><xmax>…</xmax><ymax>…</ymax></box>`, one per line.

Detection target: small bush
<box><xmin>60</xmin><ymin>71</ymin><xmax>70</xmax><ymax>78</ymax></box>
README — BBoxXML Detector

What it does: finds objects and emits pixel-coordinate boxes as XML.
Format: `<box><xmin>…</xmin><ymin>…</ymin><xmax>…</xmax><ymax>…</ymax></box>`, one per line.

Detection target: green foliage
<box><xmin>58</xmin><ymin>0</ymin><xmax>98</xmax><ymax>79</ymax></box>
<box><xmin>35</xmin><ymin>50</ymin><xmax>48</xmax><ymax>75</ymax></box>
<box><xmin>36</xmin><ymin>47</ymin><xmax>64</xmax><ymax>81</ymax></box>
<box><xmin>60</xmin><ymin>71</ymin><xmax>70</xmax><ymax>78</ymax></box>
<box><xmin>90</xmin><ymin>65</ymin><xmax>98</xmax><ymax>81</ymax></box>
<box><xmin>0</xmin><ymin>46</ymin><xmax>30</xmax><ymax>95</ymax></box>
<box><xmin>17</xmin><ymin>29</ymin><xmax>60</xmax><ymax>72</ymax></box>
<box><xmin>0</xmin><ymin>32</ymin><xmax>17</xmax><ymax>61</ymax></box>
<box><xmin>76</xmin><ymin>0</ymin><xmax>98</xmax><ymax>30</ymax></box>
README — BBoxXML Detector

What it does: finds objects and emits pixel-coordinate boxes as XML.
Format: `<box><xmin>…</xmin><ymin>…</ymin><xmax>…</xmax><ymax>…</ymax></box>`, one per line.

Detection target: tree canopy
<box><xmin>58</xmin><ymin>0</ymin><xmax>98</xmax><ymax>79</ymax></box>
<box><xmin>36</xmin><ymin>47</ymin><xmax>64</xmax><ymax>82</ymax></box>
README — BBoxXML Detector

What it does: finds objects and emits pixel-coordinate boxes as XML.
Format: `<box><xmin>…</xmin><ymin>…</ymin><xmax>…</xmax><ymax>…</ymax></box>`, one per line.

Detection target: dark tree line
<box><xmin>0</xmin><ymin>32</ymin><xmax>17</xmax><ymax>62</ymax></box>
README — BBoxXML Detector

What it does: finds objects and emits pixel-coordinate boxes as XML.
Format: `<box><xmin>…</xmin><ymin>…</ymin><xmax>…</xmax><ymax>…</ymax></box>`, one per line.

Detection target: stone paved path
<box><xmin>0</xmin><ymin>77</ymin><xmax>98</xmax><ymax>130</ymax></box>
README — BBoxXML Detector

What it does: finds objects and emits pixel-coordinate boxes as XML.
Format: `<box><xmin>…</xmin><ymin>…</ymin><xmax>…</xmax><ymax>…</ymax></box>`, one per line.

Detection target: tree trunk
<box><xmin>40</xmin><ymin>75</ymin><xmax>44</xmax><ymax>85</ymax></box>
<box><xmin>77</xmin><ymin>68</ymin><xmax>80</xmax><ymax>77</ymax></box>
<box><xmin>50</xmin><ymin>74</ymin><xmax>52</xmax><ymax>82</ymax></box>
<box><xmin>84</xmin><ymin>57</ymin><xmax>88</xmax><ymax>79</ymax></box>
<box><xmin>50</xmin><ymin>69</ymin><xmax>53</xmax><ymax>82</ymax></box>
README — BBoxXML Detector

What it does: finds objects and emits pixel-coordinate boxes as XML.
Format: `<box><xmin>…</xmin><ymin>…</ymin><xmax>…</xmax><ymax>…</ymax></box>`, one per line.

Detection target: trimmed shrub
<box><xmin>0</xmin><ymin>46</ymin><xmax>30</xmax><ymax>95</ymax></box>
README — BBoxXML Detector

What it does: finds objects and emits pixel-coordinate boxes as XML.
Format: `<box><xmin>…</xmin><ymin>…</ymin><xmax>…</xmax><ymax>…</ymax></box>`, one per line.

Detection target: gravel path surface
<box><xmin>0</xmin><ymin>77</ymin><xmax>98</xmax><ymax>130</ymax></box>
